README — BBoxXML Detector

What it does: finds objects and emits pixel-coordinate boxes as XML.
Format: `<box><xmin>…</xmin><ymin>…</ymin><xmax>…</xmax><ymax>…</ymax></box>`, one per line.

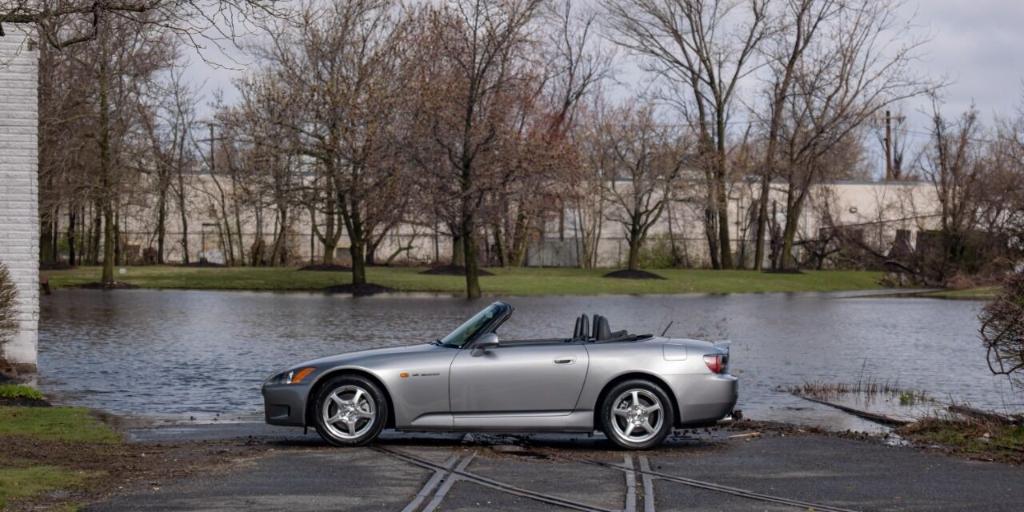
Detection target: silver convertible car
<box><xmin>262</xmin><ymin>302</ymin><xmax>737</xmax><ymax>449</ymax></box>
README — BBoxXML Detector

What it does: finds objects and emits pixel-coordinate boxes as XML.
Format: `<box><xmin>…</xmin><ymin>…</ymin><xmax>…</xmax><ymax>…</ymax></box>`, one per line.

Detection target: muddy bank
<box><xmin>2</xmin><ymin>429</ymin><xmax>278</xmax><ymax>511</ymax></box>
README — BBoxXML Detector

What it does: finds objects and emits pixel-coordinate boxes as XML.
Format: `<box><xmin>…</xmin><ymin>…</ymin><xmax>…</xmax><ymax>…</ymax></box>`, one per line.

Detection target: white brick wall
<box><xmin>0</xmin><ymin>25</ymin><xmax>39</xmax><ymax>369</ymax></box>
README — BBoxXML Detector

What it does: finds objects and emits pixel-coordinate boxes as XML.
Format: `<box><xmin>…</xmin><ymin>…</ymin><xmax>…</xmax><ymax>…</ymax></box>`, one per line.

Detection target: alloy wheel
<box><xmin>610</xmin><ymin>388</ymin><xmax>664</xmax><ymax>444</ymax></box>
<box><xmin>320</xmin><ymin>384</ymin><xmax>376</xmax><ymax>440</ymax></box>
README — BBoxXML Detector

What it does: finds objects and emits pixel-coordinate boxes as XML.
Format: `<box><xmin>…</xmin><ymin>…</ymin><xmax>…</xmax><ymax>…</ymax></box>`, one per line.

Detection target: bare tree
<box><xmin>980</xmin><ymin>272</ymin><xmax>1024</xmax><ymax>389</ymax></box>
<box><xmin>604</xmin><ymin>0</ymin><xmax>771</xmax><ymax>269</ymax></box>
<box><xmin>2</xmin><ymin>0</ymin><xmax>282</xmax><ymax>50</ymax></box>
<box><xmin>773</xmin><ymin>0</ymin><xmax>932</xmax><ymax>270</ymax></box>
<box><xmin>753</xmin><ymin>0</ymin><xmax>839</xmax><ymax>270</ymax></box>
<box><xmin>570</xmin><ymin>102</ymin><xmax>611</xmax><ymax>269</ymax></box>
<box><xmin>86</xmin><ymin>12</ymin><xmax>177</xmax><ymax>283</ymax></box>
<box><xmin>247</xmin><ymin>0</ymin><xmax>410</xmax><ymax>284</ymax></box>
<box><xmin>407</xmin><ymin>0</ymin><xmax>544</xmax><ymax>298</ymax></box>
<box><xmin>139</xmin><ymin>65</ymin><xmax>199</xmax><ymax>264</ymax></box>
<box><xmin>602</xmin><ymin>103</ymin><xmax>685</xmax><ymax>271</ymax></box>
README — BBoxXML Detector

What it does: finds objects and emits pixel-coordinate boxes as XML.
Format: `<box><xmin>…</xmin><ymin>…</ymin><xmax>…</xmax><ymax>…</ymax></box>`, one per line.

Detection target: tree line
<box><xmin>11</xmin><ymin>0</ymin><xmax>1024</xmax><ymax>297</ymax></box>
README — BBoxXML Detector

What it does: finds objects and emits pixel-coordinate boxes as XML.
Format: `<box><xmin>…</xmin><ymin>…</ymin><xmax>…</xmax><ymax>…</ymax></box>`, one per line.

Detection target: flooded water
<box><xmin>38</xmin><ymin>289</ymin><xmax>1017</xmax><ymax>430</ymax></box>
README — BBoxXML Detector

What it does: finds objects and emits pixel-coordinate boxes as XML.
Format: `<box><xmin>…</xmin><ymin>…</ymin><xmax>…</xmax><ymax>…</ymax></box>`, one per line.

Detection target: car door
<box><xmin>449</xmin><ymin>341</ymin><xmax>589</xmax><ymax>415</ymax></box>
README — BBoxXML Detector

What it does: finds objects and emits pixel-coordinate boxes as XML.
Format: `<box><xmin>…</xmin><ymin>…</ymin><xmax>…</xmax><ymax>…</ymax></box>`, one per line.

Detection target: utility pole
<box><xmin>209</xmin><ymin>124</ymin><xmax>216</xmax><ymax>175</ymax></box>
<box><xmin>884</xmin><ymin>110</ymin><xmax>893</xmax><ymax>181</ymax></box>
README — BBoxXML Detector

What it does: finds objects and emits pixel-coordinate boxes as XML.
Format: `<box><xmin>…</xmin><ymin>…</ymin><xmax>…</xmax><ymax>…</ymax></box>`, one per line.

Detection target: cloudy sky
<box><xmin>898</xmin><ymin>0</ymin><xmax>1024</xmax><ymax>120</ymax></box>
<box><xmin>185</xmin><ymin>0</ymin><xmax>1024</xmax><ymax>173</ymax></box>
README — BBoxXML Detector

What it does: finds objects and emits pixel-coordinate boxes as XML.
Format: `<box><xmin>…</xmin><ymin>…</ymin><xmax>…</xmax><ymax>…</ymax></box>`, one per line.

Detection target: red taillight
<box><xmin>704</xmin><ymin>354</ymin><xmax>726</xmax><ymax>374</ymax></box>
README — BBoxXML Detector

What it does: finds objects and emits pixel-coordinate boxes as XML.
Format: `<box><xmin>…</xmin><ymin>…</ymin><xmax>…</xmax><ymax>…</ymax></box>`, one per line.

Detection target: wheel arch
<box><xmin>592</xmin><ymin>372</ymin><xmax>681</xmax><ymax>429</ymax></box>
<box><xmin>305</xmin><ymin>367</ymin><xmax>397</xmax><ymax>429</ymax></box>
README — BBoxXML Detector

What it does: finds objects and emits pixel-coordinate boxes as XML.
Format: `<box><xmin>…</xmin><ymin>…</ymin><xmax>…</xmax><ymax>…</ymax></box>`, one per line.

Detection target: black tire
<box><xmin>599</xmin><ymin>379</ymin><xmax>674</xmax><ymax>450</ymax></box>
<box><xmin>312</xmin><ymin>374</ymin><xmax>388</xmax><ymax>447</ymax></box>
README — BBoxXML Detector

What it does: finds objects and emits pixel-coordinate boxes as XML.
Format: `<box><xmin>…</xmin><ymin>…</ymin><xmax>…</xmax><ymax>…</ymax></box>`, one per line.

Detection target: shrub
<box><xmin>979</xmin><ymin>271</ymin><xmax>1024</xmax><ymax>388</ymax></box>
<box><xmin>0</xmin><ymin>262</ymin><xmax>17</xmax><ymax>347</ymax></box>
<box><xmin>637</xmin><ymin>235</ymin><xmax>686</xmax><ymax>269</ymax></box>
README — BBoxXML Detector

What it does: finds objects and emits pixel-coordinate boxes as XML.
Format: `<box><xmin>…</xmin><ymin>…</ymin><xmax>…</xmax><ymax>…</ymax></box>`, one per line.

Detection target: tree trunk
<box><xmin>322</xmin><ymin>238</ymin><xmax>337</xmax><ymax>265</ymax></box>
<box><xmin>156</xmin><ymin>185</ymin><xmax>167</xmax><ymax>264</ymax></box>
<box><xmin>113</xmin><ymin>206</ymin><xmax>122</xmax><ymax>266</ymax></box>
<box><xmin>89</xmin><ymin>202</ymin><xmax>101</xmax><ymax>265</ymax></box>
<box><xmin>451</xmin><ymin>233</ymin><xmax>465</xmax><ymax>267</ymax></box>
<box><xmin>67</xmin><ymin>209</ymin><xmax>77</xmax><ymax>266</ymax></box>
<box><xmin>176</xmin><ymin>124</ymin><xmax>190</xmax><ymax>264</ymax></box>
<box><xmin>271</xmin><ymin>209</ymin><xmax>288</xmax><ymax>266</ymax></box>
<box><xmin>365</xmin><ymin>238</ymin><xmax>378</xmax><ymax>267</ymax></box>
<box><xmin>492</xmin><ymin>223</ymin><xmax>506</xmax><ymax>267</ymax></box>
<box><xmin>350</xmin><ymin>240</ymin><xmax>366</xmax><ymax>286</ymax></box>
<box><xmin>232</xmin><ymin>187</ymin><xmax>245</xmax><ymax>266</ymax></box>
<box><xmin>715</xmin><ymin>157</ymin><xmax>733</xmax><ymax>269</ymax></box>
<box><xmin>462</xmin><ymin>215</ymin><xmax>481</xmax><ymax>299</ymax></box>
<box><xmin>98</xmin><ymin>39</ymin><xmax>115</xmax><ymax>286</ymax></box>
<box><xmin>704</xmin><ymin>206</ymin><xmax>720</xmax><ymax>269</ymax></box>
<box><xmin>753</xmin><ymin>180</ymin><xmax>769</xmax><ymax>271</ymax></box>
<box><xmin>780</xmin><ymin>188</ymin><xmax>805</xmax><ymax>271</ymax></box>
<box><xmin>627</xmin><ymin>238</ymin><xmax>641</xmax><ymax>271</ymax></box>
<box><xmin>39</xmin><ymin>211</ymin><xmax>56</xmax><ymax>264</ymax></box>
<box><xmin>510</xmin><ymin>210</ymin><xmax>530</xmax><ymax>267</ymax></box>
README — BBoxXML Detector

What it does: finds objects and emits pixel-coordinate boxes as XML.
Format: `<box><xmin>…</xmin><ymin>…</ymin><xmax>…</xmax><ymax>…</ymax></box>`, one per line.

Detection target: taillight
<box><xmin>704</xmin><ymin>354</ymin><xmax>727</xmax><ymax>374</ymax></box>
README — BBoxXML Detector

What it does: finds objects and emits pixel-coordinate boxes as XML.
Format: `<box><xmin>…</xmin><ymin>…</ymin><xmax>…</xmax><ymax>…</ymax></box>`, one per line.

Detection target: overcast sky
<box><xmin>899</xmin><ymin>0</ymin><xmax>1024</xmax><ymax>120</ymax></box>
<box><xmin>184</xmin><ymin>0</ymin><xmax>1024</xmax><ymax>174</ymax></box>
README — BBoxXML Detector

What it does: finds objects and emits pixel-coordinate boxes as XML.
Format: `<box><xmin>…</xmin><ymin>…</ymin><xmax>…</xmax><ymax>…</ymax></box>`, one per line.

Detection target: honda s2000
<box><xmin>262</xmin><ymin>302</ymin><xmax>737</xmax><ymax>449</ymax></box>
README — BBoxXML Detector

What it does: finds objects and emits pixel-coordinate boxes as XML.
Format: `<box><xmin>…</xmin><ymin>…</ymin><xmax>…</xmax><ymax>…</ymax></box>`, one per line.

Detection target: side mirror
<box><xmin>472</xmin><ymin>333</ymin><xmax>500</xmax><ymax>356</ymax></box>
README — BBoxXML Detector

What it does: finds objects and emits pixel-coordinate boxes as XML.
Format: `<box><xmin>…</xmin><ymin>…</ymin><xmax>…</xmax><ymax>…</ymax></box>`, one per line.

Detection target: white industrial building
<box><xmin>110</xmin><ymin>174</ymin><xmax>940</xmax><ymax>269</ymax></box>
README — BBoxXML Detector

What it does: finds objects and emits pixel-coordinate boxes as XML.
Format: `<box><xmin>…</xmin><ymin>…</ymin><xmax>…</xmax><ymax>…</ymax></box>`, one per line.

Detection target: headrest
<box><xmin>593</xmin><ymin>314</ymin><xmax>612</xmax><ymax>341</ymax></box>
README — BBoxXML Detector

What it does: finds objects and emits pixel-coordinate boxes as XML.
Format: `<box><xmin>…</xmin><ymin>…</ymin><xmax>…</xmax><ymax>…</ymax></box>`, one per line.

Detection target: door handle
<box><xmin>554</xmin><ymin>358</ymin><xmax>575</xmax><ymax>365</ymax></box>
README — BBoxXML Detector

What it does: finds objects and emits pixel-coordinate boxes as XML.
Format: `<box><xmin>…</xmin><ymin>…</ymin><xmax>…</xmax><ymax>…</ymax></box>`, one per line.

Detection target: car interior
<box><xmin>571</xmin><ymin>314</ymin><xmax>641</xmax><ymax>342</ymax></box>
<box><xmin>481</xmin><ymin>314</ymin><xmax>651</xmax><ymax>348</ymax></box>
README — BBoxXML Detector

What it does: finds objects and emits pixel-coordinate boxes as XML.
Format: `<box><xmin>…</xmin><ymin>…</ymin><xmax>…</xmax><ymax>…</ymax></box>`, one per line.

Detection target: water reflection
<box><xmin>38</xmin><ymin>289</ymin><xmax>1015</xmax><ymax>430</ymax></box>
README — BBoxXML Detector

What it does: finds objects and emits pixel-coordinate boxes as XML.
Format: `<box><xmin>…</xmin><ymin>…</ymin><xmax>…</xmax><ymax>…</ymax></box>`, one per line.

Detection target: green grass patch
<box><xmin>0</xmin><ymin>407</ymin><xmax>120</xmax><ymax>444</ymax></box>
<box><xmin>44</xmin><ymin>265</ymin><xmax>888</xmax><ymax>296</ymax></box>
<box><xmin>898</xmin><ymin>418</ymin><xmax>1024</xmax><ymax>463</ymax></box>
<box><xmin>0</xmin><ymin>465</ymin><xmax>92</xmax><ymax>509</ymax></box>
<box><xmin>0</xmin><ymin>384</ymin><xmax>44</xmax><ymax>401</ymax></box>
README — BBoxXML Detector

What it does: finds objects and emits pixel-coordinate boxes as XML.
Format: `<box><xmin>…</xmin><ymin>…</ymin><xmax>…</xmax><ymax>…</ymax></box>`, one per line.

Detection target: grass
<box><xmin>0</xmin><ymin>407</ymin><xmax>120</xmax><ymax>444</ymax></box>
<box><xmin>789</xmin><ymin>380</ymin><xmax>931</xmax><ymax>403</ymax></box>
<box><xmin>898</xmin><ymin>417</ymin><xmax>1024</xmax><ymax>463</ymax></box>
<box><xmin>0</xmin><ymin>384</ymin><xmax>44</xmax><ymax>401</ymax></box>
<box><xmin>0</xmin><ymin>405</ymin><xmax>121</xmax><ymax>509</ymax></box>
<box><xmin>43</xmin><ymin>265</ymin><xmax>889</xmax><ymax>296</ymax></box>
<box><xmin>0</xmin><ymin>466</ymin><xmax>91</xmax><ymax>509</ymax></box>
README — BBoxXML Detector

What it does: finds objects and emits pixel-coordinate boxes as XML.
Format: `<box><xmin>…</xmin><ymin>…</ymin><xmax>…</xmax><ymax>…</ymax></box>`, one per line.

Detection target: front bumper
<box><xmin>261</xmin><ymin>383</ymin><xmax>311</xmax><ymax>426</ymax></box>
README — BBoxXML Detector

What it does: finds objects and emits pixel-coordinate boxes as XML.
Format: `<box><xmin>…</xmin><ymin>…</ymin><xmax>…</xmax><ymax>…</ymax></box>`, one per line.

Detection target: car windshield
<box><xmin>439</xmin><ymin>303</ymin><xmax>505</xmax><ymax>348</ymax></box>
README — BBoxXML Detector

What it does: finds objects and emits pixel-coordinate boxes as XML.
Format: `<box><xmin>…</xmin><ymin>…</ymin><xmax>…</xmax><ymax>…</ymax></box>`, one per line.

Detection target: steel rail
<box><xmin>376</xmin><ymin>446</ymin><xmax>619</xmax><ymax>512</ymax></box>
<box><xmin>402</xmin><ymin>454</ymin><xmax>460</xmax><ymax>512</ymax></box>
<box><xmin>567</xmin><ymin>455</ymin><xmax>860</xmax><ymax>512</ymax></box>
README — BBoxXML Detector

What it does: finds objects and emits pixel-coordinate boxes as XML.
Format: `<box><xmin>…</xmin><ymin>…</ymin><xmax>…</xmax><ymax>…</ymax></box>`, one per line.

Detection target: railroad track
<box><xmin>377</xmin><ymin>445</ymin><xmax>861</xmax><ymax>512</ymax></box>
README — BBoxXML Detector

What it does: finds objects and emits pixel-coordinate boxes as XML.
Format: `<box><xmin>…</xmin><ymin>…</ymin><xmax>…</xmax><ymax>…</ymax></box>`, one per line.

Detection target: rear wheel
<box><xmin>313</xmin><ymin>375</ymin><xmax>388</xmax><ymax>447</ymax></box>
<box><xmin>600</xmin><ymin>380</ymin><xmax>674</xmax><ymax>449</ymax></box>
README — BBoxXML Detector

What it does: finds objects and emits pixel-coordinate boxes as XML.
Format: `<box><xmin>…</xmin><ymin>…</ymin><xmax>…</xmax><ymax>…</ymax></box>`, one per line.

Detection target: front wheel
<box><xmin>313</xmin><ymin>375</ymin><xmax>388</xmax><ymax>447</ymax></box>
<box><xmin>600</xmin><ymin>380</ymin><xmax>674</xmax><ymax>449</ymax></box>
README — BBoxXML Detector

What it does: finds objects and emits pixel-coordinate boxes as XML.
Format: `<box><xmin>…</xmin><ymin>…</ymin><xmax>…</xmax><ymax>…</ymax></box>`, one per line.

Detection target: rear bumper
<box><xmin>668</xmin><ymin>373</ymin><xmax>738</xmax><ymax>428</ymax></box>
<box><xmin>261</xmin><ymin>383</ymin><xmax>311</xmax><ymax>427</ymax></box>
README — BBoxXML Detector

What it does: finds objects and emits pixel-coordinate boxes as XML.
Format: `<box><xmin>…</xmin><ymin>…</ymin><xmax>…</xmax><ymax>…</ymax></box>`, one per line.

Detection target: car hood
<box><xmin>296</xmin><ymin>343</ymin><xmax>442</xmax><ymax>369</ymax></box>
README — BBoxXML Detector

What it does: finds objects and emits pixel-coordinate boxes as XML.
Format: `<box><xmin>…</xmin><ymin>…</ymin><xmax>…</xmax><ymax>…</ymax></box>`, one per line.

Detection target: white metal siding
<box><xmin>0</xmin><ymin>25</ymin><xmax>39</xmax><ymax>368</ymax></box>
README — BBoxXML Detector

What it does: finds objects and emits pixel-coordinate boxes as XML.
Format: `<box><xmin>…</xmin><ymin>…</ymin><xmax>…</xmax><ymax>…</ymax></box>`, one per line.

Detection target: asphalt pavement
<box><xmin>86</xmin><ymin>422</ymin><xmax>1024</xmax><ymax>512</ymax></box>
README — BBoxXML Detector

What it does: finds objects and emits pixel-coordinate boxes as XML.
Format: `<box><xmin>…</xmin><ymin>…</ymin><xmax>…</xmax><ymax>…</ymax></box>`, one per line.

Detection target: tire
<box><xmin>312</xmin><ymin>375</ymin><xmax>388</xmax><ymax>447</ymax></box>
<box><xmin>600</xmin><ymin>379</ymin><xmax>674</xmax><ymax>450</ymax></box>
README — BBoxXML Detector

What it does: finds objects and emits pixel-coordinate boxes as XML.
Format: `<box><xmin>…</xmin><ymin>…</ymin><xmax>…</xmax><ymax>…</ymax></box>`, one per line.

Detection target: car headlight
<box><xmin>269</xmin><ymin>367</ymin><xmax>316</xmax><ymax>385</ymax></box>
